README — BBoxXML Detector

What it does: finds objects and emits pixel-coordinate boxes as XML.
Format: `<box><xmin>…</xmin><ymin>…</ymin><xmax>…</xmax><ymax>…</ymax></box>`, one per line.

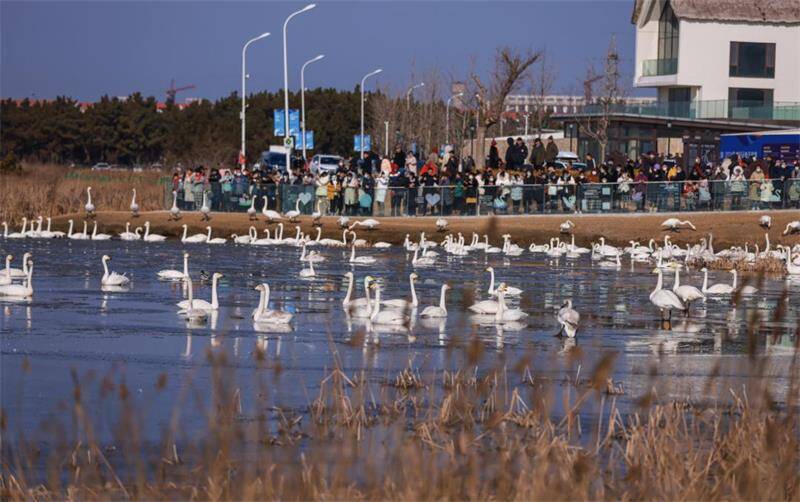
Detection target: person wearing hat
<box><xmin>530</xmin><ymin>137</ymin><xmax>546</xmax><ymax>168</ymax></box>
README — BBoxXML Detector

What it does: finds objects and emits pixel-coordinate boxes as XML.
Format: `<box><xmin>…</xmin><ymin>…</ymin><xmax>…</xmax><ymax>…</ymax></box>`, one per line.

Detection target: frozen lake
<box><xmin>2</xmin><ymin>237</ymin><xmax>798</xmax><ymax>446</ymax></box>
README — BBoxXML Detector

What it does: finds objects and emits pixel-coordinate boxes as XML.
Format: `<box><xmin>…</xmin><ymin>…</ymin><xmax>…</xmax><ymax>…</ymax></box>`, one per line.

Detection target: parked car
<box><xmin>310</xmin><ymin>154</ymin><xmax>342</xmax><ymax>174</ymax></box>
<box><xmin>261</xmin><ymin>151</ymin><xmax>288</xmax><ymax>173</ymax></box>
<box><xmin>555</xmin><ymin>151</ymin><xmax>579</xmax><ymax>163</ymax></box>
<box><xmin>554</xmin><ymin>160</ymin><xmax>588</xmax><ymax>172</ymax></box>
<box><xmin>91</xmin><ymin>162</ymin><xmax>111</xmax><ymax>171</ymax></box>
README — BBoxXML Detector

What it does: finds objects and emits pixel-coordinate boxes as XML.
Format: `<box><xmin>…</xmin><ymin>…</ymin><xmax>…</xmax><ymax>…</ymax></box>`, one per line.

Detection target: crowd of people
<box><xmin>170</xmin><ymin>137</ymin><xmax>800</xmax><ymax>217</ymax></box>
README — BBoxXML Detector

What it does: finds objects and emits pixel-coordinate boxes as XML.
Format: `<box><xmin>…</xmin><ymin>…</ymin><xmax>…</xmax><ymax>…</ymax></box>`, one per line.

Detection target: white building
<box><xmin>504</xmin><ymin>94</ymin><xmax>656</xmax><ymax>115</ymax></box>
<box><xmin>632</xmin><ymin>0</ymin><xmax>800</xmax><ymax>120</ymax></box>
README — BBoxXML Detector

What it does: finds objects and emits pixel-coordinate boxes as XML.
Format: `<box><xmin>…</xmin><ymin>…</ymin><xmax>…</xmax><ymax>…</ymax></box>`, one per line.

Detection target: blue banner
<box><xmin>354</xmin><ymin>135</ymin><xmax>371</xmax><ymax>152</ymax></box>
<box><xmin>273</xmin><ymin>109</ymin><xmax>300</xmax><ymax>136</ymax></box>
<box><xmin>294</xmin><ymin>130</ymin><xmax>314</xmax><ymax>150</ymax></box>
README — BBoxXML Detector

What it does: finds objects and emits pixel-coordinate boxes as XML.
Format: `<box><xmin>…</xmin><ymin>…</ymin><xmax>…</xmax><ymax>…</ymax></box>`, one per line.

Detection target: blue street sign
<box><xmin>354</xmin><ymin>135</ymin><xmax>371</xmax><ymax>152</ymax></box>
<box><xmin>293</xmin><ymin>130</ymin><xmax>314</xmax><ymax>150</ymax></box>
<box><xmin>273</xmin><ymin>109</ymin><xmax>300</xmax><ymax>136</ymax></box>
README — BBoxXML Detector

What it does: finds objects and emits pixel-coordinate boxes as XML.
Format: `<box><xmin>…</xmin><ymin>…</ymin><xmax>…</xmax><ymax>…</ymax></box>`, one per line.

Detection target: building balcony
<box><xmin>580</xmin><ymin>100</ymin><xmax>800</xmax><ymax>121</ymax></box>
<box><xmin>641</xmin><ymin>58</ymin><xmax>677</xmax><ymax>77</ymax></box>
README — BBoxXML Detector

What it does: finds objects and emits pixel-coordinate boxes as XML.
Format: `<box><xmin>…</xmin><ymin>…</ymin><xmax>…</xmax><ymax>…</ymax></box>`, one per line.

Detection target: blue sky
<box><xmin>1</xmin><ymin>1</ymin><xmax>645</xmax><ymax>101</ymax></box>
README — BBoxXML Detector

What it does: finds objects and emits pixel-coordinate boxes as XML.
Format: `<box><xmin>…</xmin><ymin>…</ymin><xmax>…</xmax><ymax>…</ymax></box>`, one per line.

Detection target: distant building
<box><xmin>550</xmin><ymin>0</ymin><xmax>799</xmax><ymax>165</ymax></box>
<box><xmin>632</xmin><ymin>0</ymin><xmax>800</xmax><ymax>120</ymax></box>
<box><xmin>504</xmin><ymin>95</ymin><xmax>657</xmax><ymax>115</ymax></box>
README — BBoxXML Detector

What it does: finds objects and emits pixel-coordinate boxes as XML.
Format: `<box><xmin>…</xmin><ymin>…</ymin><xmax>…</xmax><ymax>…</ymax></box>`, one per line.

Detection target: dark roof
<box><xmin>632</xmin><ymin>0</ymin><xmax>800</xmax><ymax>25</ymax></box>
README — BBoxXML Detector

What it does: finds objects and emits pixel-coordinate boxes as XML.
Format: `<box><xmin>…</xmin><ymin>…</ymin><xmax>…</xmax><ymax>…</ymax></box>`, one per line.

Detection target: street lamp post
<box><xmin>241</xmin><ymin>32</ymin><xmax>270</xmax><ymax>163</ymax></box>
<box><xmin>360</xmin><ymin>68</ymin><xmax>382</xmax><ymax>159</ymax></box>
<box><xmin>384</xmin><ymin>121</ymin><xmax>389</xmax><ymax>156</ymax></box>
<box><xmin>446</xmin><ymin>92</ymin><xmax>463</xmax><ymax>147</ymax></box>
<box><xmin>283</xmin><ymin>3</ymin><xmax>316</xmax><ymax>173</ymax></box>
<box><xmin>406</xmin><ymin>82</ymin><xmax>424</xmax><ymax>109</ymax></box>
<box><xmin>300</xmin><ymin>54</ymin><xmax>324</xmax><ymax>161</ymax></box>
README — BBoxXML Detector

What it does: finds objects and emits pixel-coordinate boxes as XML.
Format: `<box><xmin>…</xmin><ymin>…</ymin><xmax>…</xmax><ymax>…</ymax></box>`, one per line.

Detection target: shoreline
<box><xmin>46</xmin><ymin>209</ymin><xmax>800</xmax><ymax>249</ymax></box>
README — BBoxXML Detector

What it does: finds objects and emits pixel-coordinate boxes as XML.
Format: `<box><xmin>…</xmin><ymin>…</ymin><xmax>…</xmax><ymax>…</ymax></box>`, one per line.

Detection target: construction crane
<box><xmin>165</xmin><ymin>78</ymin><xmax>196</xmax><ymax>105</ymax></box>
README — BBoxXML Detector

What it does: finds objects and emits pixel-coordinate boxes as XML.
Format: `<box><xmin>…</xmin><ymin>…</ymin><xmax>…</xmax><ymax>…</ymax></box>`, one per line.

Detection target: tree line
<box><xmin>1</xmin><ymin>88</ymin><xmax>370</xmax><ymax>168</ymax></box>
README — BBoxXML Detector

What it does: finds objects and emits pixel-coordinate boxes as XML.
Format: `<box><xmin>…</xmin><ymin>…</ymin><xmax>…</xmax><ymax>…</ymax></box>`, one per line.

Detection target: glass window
<box><xmin>729</xmin><ymin>42</ymin><xmax>775</xmax><ymax>78</ymax></box>
<box><xmin>658</xmin><ymin>1</ymin><xmax>679</xmax><ymax>62</ymax></box>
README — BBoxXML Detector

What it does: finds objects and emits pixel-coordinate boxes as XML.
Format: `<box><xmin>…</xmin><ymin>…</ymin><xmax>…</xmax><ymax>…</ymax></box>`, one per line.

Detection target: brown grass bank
<box><xmin>0</xmin><ymin>164</ymin><xmax>166</xmax><ymax>223</ymax></box>
<box><xmin>46</xmin><ymin>208</ymin><xmax>800</xmax><ymax>250</ymax></box>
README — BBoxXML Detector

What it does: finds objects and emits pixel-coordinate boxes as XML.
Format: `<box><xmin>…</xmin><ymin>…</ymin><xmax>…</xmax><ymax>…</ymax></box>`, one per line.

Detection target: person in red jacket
<box><xmin>419</xmin><ymin>153</ymin><xmax>439</xmax><ymax>177</ymax></box>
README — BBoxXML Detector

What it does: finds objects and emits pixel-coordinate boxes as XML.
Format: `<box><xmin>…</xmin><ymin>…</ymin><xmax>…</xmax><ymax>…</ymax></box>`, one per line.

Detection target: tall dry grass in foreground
<box><xmin>1</xmin><ymin>319</ymin><xmax>798</xmax><ymax>501</ymax></box>
<box><xmin>0</xmin><ymin>164</ymin><xmax>166</xmax><ymax>223</ymax></box>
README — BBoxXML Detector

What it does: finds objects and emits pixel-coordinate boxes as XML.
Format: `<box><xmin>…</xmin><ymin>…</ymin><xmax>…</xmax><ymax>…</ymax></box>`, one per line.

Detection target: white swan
<box><xmin>597</xmin><ymin>254</ymin><xmax>622</xmax><ymax>269</ymax></box>
<box><xmin>252</xmin><ymin>283</ymin><xmax>293</xmax><ymax>324</ymax></box>
<box><xmin>285</xmin><ymin>198</ymin><xmax>302</xmax><ymax>221</ymax></box>
<box><xmin>559</xmin><ymin>220</ymin><xmax>575</xmax><ymax>234</ymax></box>
<box><xmin>119</xmin><ymin>222</ymin><xmax>137</xmax><ymax>240</ymax></box>
<box><xmin>435</xmin><ymin>218</ymin><xmax>448</xmax><ymax>232</ymax></box>
<box><xmin>468</xmin><ymin>290</ymin><xmax>500</xmax><ymax>314</ymax></box>
<box><xmin>557</xmin><ymin>300</ymin><xmax>580</xmax><ymax>338</ymax></box>
<box><xmin>246</xmin><ymin>196</ymin><xmax>257</xmax><ymax>220</ymax></box>
<box><xmin>411</xmin><ymin>246</ymin><xmax>435</xmax><ymax>267</ymax></box>
<box><xmin>91</xmin><ymin>221</ymin><xmax>112</xmax><ymax>240</ymax></box>
<box><xmin>100</xmin><ymin>255</ymin><xmax>130</xmax><ymax>287</ymax></box>
<box><xmin>338</xmin><ymin>216</ymin><xmax>350</xmax><ymax>228</ymax></box>
<box><xmin>494</xmin><ymin>284</ymin><xmax>528</xmax><ymax>323</ymax></box>
<box><xmin>317</xmin><ymin>228</ymin><xmax>346</xmax><ymax>247</ymax></box>
<box><xmin>782</xmin><ymin>221</ymin><xmax>799</xmax><ymax>236</ymax></box>
<box><xmin>181</xmin><ymin>224</ymin><xmax>207</xmax><ymax>244</ymax></box>
<box><xmin>350</xmin><ymin>243</ymin><xmax>376</xmax><ymax>265</ymax></box>
<box><xmin>672</xmin><ymin>268</ymin><xmax>705</xmax><ymax>308</ymax></box>
<box><xmin>2</xmin><ymin>219</ymin><xmax>27</xmax><ymax>239</ymax></box>
<box><xmin>143</xmin><ymin>221</ymin><xmax>167</xmax><ymax>242</ymax></box>
<box><xmin>732</xmin><ymin>269</ymin><xmax>758</xmax><ymax>295</ymax></box>
<box><xmin>486</xmin><ymin>267</ymin><xmax>522</xmax><ymax>296</ymax></box>
<box><xmin>701</xmin><ymin>267</ymin><xmax>734</xmax><ymax>296</ymax></box>
<box><xmin>299</xmin><ymin>257</ymin><xmax>316</xmax><ymax>278</ymax></box>
<box><xmin>177</xmin><ymin>272</ymin><xmax>222</xmax><ymax>311</ymax></box>
<box><xmin>368</xmin><ymin>282</ymin><xmax>408</xmax><ymax>325</ymax></box>
<box><xmin>0</xmin><ymin>260</ymin><xmax>33</xmax><ymax>298</ymax></box>
<box><xmin>344</xmin><ymin>275</ymin><xmax>375</xmax><ymax>318</ymax></box>
<box><xmin>205</xmin><ymin>226</ymin><xmax>227</xmax><ymax>245</ymax></box>
<box><xmin>661</xmin><ymin>218</ymin><xmax>696</xmax><ymax>231</ymax></box>
<box><xmin>169</xmin><ymin>191</ymin><xmax>181</xmax><ymax>221</ymax></box>
<box><xmin>200</xmin><ymin>192</ymin><xmax>211</xmax><ymax>221</ymax></box>
<box><xmin>759</xmin><ymin>215</ymin><xmax>771</xmax><ymax>229</ymax></box>
<box><xmin>1</xmin><ymin>253</ymin><xmax>30</xmax><ymax>279</ymax></box>
<box><xmin>650</xmin><ymin>268</ymin><xmax>685</xmax><ymax>320</ymax></box>
<box><xmin>157</xmin><ymin>251</ymin><xmax>189</xmax><ymax>281</ymax></box>
<box><xmin>67</xmin><ymin>219</ymin><xmax>89</xmax><ymax>240</ymax></box>
<box><xmin>381</xmin><ymin>273</ymin><xmax>418</xmax><ymax>309</ymax></box>
<box><xmin>130</xmin><ymin>188</ymin><xmax>139</xmax><ymax>217</ymax></box>
<box><xmin>420</xmin><ymin>284</ymin><xmax>450</xmax><ymax>318</ymax></box>
<box><xmin>349</xmin><ymin>218</ymin><xmax>380</xmax><ymax>231</ymax></box>
<box><xmin>0</xmin><ymin>255</ymin><xmax>12</xmax><ymax>286</ymax></box>
<box><xmin>42</xmin><ymin>217</ymin><xmax>64</xmax><ymax>239</ymax></box>
<box><xmin>262</xmin><ymin>197</ymin><xmax>283</xmax><ymax>222</ymax></box>
<box><xmin>84</xmin><ymin>186</ymin><xmax>95</xmax><ymax>216</ymax></box>
<box><xmin>180</xmin><ymin>276</ymin><xmax>208</xmax><ymax>322</ymax></box>
<box><xmin>231</xmin><ymin>227</ymin><xmax>254</xmax><ymax>245</ymax></box>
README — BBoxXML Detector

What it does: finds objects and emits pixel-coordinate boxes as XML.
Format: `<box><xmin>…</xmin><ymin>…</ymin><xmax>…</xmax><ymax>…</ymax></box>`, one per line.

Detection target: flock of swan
<box><xmin>1</xmin><ymin>187</ymin><xmax>799</xmax><ymax>337</ymax></box>
<box><xmin>3</xmin><ymin>206</ymin><xmax>799</xmax><ymax>340</ymax></box>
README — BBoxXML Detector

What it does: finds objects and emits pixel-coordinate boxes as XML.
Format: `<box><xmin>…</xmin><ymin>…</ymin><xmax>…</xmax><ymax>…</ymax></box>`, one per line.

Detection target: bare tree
<box><xmin>528</xmin><ymin>48</ymin><xmax>557</xmax><ymax>136</ymax></box>
<box><xmin>578</xmin><ymin>35</ymin><xmax>626</xmax><ymax>161</ymax></box>
<box><xmin>469</xmin><ymin>47</ymin><xmax>541</xmax><ymax>168</ymax></box>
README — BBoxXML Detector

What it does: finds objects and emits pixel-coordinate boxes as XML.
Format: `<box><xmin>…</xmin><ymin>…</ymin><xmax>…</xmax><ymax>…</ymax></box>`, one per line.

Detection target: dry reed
<box><xmin>0</xmin><ymin>164</ymin><xmax>167</xmax><ymax>223</ymax></box>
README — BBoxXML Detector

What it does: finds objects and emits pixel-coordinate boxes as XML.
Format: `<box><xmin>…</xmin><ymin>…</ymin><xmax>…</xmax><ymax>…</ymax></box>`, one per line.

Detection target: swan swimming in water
<box><xmin>343</xmin><ymin>275</ymin><xmax>374</xmax><ymax>318</ymax></box>
<box><xmin>179</xmin><ymin>276</ymin><xmax>208</xmax><ymax>323</ymax></box>
<box><xmin>157</xmin><ymin>252</ymin><xmax>189</xmax><ymax>281</ymax></box>
<box><xmin>0</xmin><ymin>260</ymin><xmax>33</xmax><ymax>298</ymax></box>
<box><xmin>2</xmin><ymin>219</ymin><xmax>27</xmax><ymax>239</ymax></box>
<box><xmin>420</xmin><ymin>283</ymin><xmax>450</xmax><ymax>318</ymax></box>
<box><xmin>2</xmin><ymin>252</ymin><xmax>31</xmax><ymax>279</ymax></box>
<box><xmin>299</xmin><ymin>257</ymin><xmax>316</xmax><ymax>278</ymax></box>
<box><xmin>380</xmin><ymin>273</ymin><xmax>418</xmax><ymax>309</ymax></box>
<box><xmin>701</xmin><ymin>268</ymin><xmax>734</xmax><ymax>296</ymax></box>
<box><xmin>67</xmin><ymin>219</ymin><xmax>89</xmax><ymax>240</ymax></box>
<box><xmin>368</xmin><ymin>282</ymin><xmax>408</xmax><ymax>325</ymax></box>
<box><xmin>494</xmin><ymin>284</ymin><xmax>528</xmax><ymax>323</ymax></box>
<box><xmin>181</xmin><ymin>224</ymin><xmax>207</xmax><ymax>244</ymax></box>
<box><xmin>205</xmin><ymin>226</ymin><xmax>227</xmax><ymax>245</ymax></box>
<box><xmin>100</xmin><ymin>255</ymin><xmax>130</xmax><ymax>287</ymax></box>
<box><xmin>91</xmin><ymin>221</ymin><xmax>112</xmax><ymax>241</ymax></box>
<box><xmin>143</xmin><ymin>221</ymin><xmax>166</xmax><ymax>242</ymax></box>
<box><xmin>486</xmin><ymin>267</ymin><xmax>522</xmax><ymax>296</ymax></box>
<box><xmin>349</xmin><ymin>243</ymin><xmax>376</xmax><ymax>264</ymax></box>
<box><xmin>177</xmin><ymin>272</ymin><xmax>222</xmax><ymax>311</ymax></box>
<box><xmin>252</xmin><ymin>283</ymin><xmax>293</xmax><ymax>324</ymax></box>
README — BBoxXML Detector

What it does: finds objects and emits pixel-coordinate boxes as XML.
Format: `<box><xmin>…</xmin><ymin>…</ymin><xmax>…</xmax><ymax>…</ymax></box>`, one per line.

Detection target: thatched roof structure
<box><xmin>631</xmin><ymin>0</ymin><xmax>800</xmax><ymax>25</ymax></box>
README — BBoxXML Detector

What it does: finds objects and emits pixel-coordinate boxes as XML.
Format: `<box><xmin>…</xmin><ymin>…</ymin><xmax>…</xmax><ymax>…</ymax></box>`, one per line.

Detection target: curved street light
<box><xmin>283</xmin><ymin>3</ymin><xmax>316</xmax><ymax>171</ymax></box>
<box><xmin>240</xmin><ymin>32</ymin><xmax>270</xmax><ymax>162</ymax></box>
<box><xmin>360</xmin><ymin>68</ymin><xmax>383</xmax><ymax>158</ymax></box>
<box><xmin>300</xmin><ymin>54</ymin><xmax>325</xmax><ymax>160</ymax></box>
<box><xmin>406</xmin><ymin>81</ymin><xmax>424</xmax><ymax>109</ymax></box>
